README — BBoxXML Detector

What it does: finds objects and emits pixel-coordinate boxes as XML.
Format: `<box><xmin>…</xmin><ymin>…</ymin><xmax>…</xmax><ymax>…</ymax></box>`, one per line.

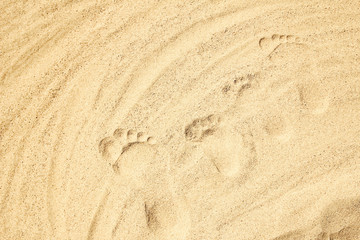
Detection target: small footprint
<box><xmin>221</xmin><ymin>72</ymin><xmax>259</xmax><ymax>97</ymax></box>
<box><xmin>185</xmin><ymin>115</ymin><xmax>257</xmax><ymax>177</ymax></box>
<box><xmin>259</xmin><ymin>34</ymin><xmax>302</xmax><ymax>51</ymax></box>
<box><xmin>99</xmin><ymin>128</ymin><xmax>156</xmax><ymax>168</ymax></box>
<box><xmin>184</xmin><ymin>114</ymin><xmax>222</xmax><ymax>142</ymax></box>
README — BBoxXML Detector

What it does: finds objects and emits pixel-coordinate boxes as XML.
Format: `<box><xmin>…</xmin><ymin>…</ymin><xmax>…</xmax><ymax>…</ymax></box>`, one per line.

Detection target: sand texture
<box><xmin>1</xmin><ymin>0</ymin><xmax>360</xmax><ymax>239</ymax></box>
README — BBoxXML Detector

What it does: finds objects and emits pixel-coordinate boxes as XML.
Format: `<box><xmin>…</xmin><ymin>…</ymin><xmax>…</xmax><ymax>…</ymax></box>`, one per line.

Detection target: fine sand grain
<box><xmin>1</xmin><ymin>0</ymin><xmax>360</xmax><ymax>239</ymax></box>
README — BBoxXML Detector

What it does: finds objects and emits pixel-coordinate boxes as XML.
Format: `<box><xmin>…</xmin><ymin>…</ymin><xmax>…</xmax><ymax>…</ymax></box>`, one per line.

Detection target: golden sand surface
<box><xmin>1</xmin><ymin>0</ymin><xmax>360</xmax><ymax>239</ymax></box>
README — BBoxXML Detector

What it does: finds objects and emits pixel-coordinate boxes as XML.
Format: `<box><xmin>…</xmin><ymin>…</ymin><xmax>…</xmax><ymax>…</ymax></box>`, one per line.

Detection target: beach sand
<box><xmin>0</xmin><ymin>0</ymin><xmax>360</xmax><ymax>239</ymax></box>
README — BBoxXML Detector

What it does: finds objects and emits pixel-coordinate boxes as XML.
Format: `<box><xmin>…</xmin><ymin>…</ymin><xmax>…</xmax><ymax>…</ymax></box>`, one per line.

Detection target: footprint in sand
<box><xmin>185</xmin><ymin>114</ymin><xmax>222</xmax><ymax>142</ymax></box>
<box><xmin>97</xmin><ymin>129</ymin><xmax>190</xmax><ymax>240</ymax></box>
<box><xmin>185</xmin><ymin>114</ymin><xmax>256</xmax><ymax>177</ymax></box>
<box><xmin>221</xmin><ymin>72</ymin><xmax>259</xmax><ymax>97</ymax></box>
<box><xmin>98</xmin><ymin>128</ymin><xmax>156</xmax><ymax>170</ymax></box>
<box><xmin>259</xmin><ymin>34</ymin><xmax>302</xmax><ymax>52</ymax></box>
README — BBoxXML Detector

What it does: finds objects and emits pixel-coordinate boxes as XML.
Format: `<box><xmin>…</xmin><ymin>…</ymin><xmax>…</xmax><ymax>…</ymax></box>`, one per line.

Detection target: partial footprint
<box><xmin>221</xmin><ymin>72</ymin><xmax>259</xmax><ymax>97</ymax></box>
<box><xmin>185</xmin><ymin>115</ymin><xmax>256</xmax><ymax>177</ymax></box>
<box><xmin>201</xmin><ymin>124</ymin><xmax>246</xmax><ymax>177</ymax></box>
<box><xmin>184</xmin><ymin>114</ymin><xmax>222</xmax><ymax>142</ymax></box>
<box><xmin>112</xmin><ymin>143</ymin><xmax>160</xmax><ymax>188</ymax></box>
<box><xmin>144</xmin><ymin>197</ymin><xmax>191</xmax><ymax>240</ymax></box>
<box><xmin>99</xmin><ymin>128</ymin><xmax>156</xmax><ymax>167</ymax></box>
<box><xmin>297</xmin><ymin>80</ymin><xmax>330</xmax><ymax>115</ymax></box>
<box><xmin>259</xmin><ymin>34</ymin><xmax>302</xmax><ymax>51</ymax></box>
<box><xmin>263</xmin><ymin>113</ymin><xmax>294</xmax><ymax>142</ymax></box>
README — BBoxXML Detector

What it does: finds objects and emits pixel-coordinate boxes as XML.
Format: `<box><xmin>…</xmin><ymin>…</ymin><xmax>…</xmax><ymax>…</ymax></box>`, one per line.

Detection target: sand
<box><xmin>0</xmin><ymin>0</ymin><xmax>360</xmax><ymax>239</ymax></box>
